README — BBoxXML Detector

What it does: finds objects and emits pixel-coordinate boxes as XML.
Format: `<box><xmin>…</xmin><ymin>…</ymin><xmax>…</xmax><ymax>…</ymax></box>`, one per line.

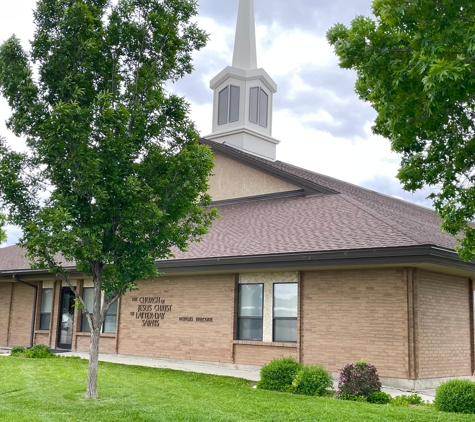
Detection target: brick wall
<box><xmin>118</xmin><ymin>274</ymin><xmax>235</xmax><ymax>363</ymax></box>
<box><xmin>0</xmin><ymin>283</ymin><xmax>13</xmax><ymax>345</ymax></box>
<box><xmin>76</xmin><ymin>334</ymin><xmax>117</xmax><ymax>354</ymax></box>
<box><xmin>234</xmin><ymin>344</ymin><xmax>297</xmax><ymax>365</ymax></box>
<box><xmin>416</xmin><ymin>270</ymin><xmax>472</xmax><ymax>378</ymax></box>
<box><xmin>34</xmin><ymin>332</ymin><xmax>50</xmax><ymax>346</ymax></box>
<box><xmin>301</xmin><ymin>269</ymin><xmax>408</xmax><ymax>378</ymax></box>
<box><xmin>8</xmin><ymin>283</ymin><xmax>37</xmax><ymax>347</ymax></box>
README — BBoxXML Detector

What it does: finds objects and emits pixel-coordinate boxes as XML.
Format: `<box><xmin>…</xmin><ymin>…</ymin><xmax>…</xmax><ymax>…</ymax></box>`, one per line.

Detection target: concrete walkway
<box><xmin>55</xmin><ymin>350</ymin><xmax>436</xmax><ymax>403</ymax></box>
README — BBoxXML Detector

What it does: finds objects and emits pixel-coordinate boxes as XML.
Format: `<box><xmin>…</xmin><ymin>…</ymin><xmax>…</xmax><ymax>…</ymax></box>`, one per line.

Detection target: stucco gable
<box><xmin>208</xmin><ymin>152</ymin><xmax>300</xmax><ymax>202</ymax></box>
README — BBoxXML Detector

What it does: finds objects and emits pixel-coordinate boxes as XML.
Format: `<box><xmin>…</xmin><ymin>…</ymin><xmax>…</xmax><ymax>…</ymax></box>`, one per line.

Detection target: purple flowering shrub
<box><xmin>337</xmin><ymin>360</ymin><xmax>382</xmax><ymax>399</ymax></box>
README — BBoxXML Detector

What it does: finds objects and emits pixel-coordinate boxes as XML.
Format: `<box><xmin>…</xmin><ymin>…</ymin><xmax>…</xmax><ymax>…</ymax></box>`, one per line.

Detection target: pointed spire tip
<box><xmin>232</xmin><ymin>0</ymin><xmax>257</xmax><ymax>70</ymax></box>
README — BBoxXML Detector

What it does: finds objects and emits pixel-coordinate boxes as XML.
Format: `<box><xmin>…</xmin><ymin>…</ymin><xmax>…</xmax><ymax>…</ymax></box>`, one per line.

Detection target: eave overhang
<box><xmin>1</xmin><ymin>245</ymin><xmax>473</xmax><ymax>281</ymax></box>
<box><xmin>0</xmin><ymin>267</ymin><xmax>81</xmax><ymax>282</ymax></box>
<box><xmin>154</xmin><ymin>245</ymin><xmax>475</xmax><ymax>275</ymax></box>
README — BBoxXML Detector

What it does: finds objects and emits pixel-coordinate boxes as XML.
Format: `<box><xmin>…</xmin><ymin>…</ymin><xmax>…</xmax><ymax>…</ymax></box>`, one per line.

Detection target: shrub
<box><xmin>257</xmin><ymin>357</ymin><xmax>302</xmax><ymax>392</ymax></box>
<box><xmin>25</xmin><ymin>344</ymin><xmax>56</xmax><ymax>359</ymax></box>
<box><xmin>10</xmin><ymin>346</ymin><xmax>26</xmax><ymax>357</ymax></box>
<box><xmin>367</xmin><ymin>391</ymin><xmax>391</xmax><ymax>404</ymax></box>
<box><xmin>434</xmin><ymin>379</ymin><xmax>475</xmax><ymax>414</ymax></box>
<box><xmin>292</xmin><ymin>365</ymin><xmax>333</xmax><ymax>396</ymax></box>
<box><xmin>389</xmin><ymin>394</ymin><xmax>424</xmax><ymax>407</ymax></box>
<box><xmin>406</xmin><ymin>394</ymin><xmax>424</xmax><ymax>405</ymax></box>
<box><xmin>337</xmin><ymin>360</ymin><xmax>381</xmax><ymax>399</ymax></box>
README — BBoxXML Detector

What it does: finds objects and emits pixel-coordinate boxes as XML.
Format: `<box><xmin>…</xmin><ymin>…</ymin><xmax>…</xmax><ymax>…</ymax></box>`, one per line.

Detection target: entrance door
<box><xmin>57</xmin><ymin>287</ymin><xmax>75</xmax><ymax>349</ymax></box>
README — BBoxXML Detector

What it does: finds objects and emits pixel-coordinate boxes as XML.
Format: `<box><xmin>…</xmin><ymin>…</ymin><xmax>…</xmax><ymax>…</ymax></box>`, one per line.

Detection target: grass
<box><xmin>0</xmin><ymin>357</ymin><xmax>474</xmax><ymax>422</ymax></box>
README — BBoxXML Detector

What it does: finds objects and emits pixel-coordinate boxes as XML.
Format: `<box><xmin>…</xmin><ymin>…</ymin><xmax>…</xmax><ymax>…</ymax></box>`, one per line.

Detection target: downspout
<box><xmin>13</xmin><ymin>275</ymin><xmax>38</xmax><ymax>348</ymax></box>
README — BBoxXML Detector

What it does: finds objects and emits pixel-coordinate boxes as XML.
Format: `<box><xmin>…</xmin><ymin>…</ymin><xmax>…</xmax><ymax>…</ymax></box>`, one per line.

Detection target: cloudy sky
<box><xmin>0</xmin><ymin>0</ymin><xmax>433</xmax><ymax>245</ymax></box>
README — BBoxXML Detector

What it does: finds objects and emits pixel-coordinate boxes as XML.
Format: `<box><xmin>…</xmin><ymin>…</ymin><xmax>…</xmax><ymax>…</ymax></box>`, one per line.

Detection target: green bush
<box><xmin>434</xmin><ymin>379</ymin><xmax>475</xmax><ymax>414</ymax></box>
<box><xmin>24</xmin><ymin>344</ymin><xmax>56</xmax><ymax>359</ymax></box>
<box><xmin>292</xmin><ymin>365</ymin><xmax>333</xmax><ymax>396</ymax></box>
<box><xmin>257</xmin><ymin>357</ymin><xmax>302</xmax><ymax>392</ymax></box>
<box><xmin>10</xmin><ymin>346</ymin><xmax>26</xmax><ymax>357</ymax></box>
<box><xmin>11</xmin><ymin>345</ymin><xmax>54</xmax><ymax>358</ymax></box>
<box><xmin>390</xmin><ymin>394</ymin><xmax>424</xmax><ymax>407</ymax></box>
<box><xmin>367</xmin><ymin>391</ymin><xmax>391</xmax><ymax>404</ymax></box>
<box><xmin>337</xmin><ymin>360</ymin><xmax>382</xmax><ymax>399</ymax></box>
<box><xmin>406</xmin><ymin>394</ymin><xmax>424</xmax><ymax>405</ymax></box>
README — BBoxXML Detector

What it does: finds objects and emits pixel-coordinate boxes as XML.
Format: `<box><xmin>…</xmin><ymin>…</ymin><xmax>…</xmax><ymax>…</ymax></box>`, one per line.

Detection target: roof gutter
<box><xmin>2</xmin><ymin>245</ymin><xmax>474</xmax><ymax>279</ymax></box>
<box><xmin>155</xmin><ymin>245</ymin><xmax>475</xmax><ymax>274</ymax></box>
<box><xmin>13</xmin><ymin>275</ymin><xmax>37</xmax><ymax>348</ymax></box>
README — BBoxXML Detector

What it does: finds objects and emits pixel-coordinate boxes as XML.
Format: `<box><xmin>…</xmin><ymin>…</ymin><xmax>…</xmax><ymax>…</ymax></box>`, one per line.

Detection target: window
<box><xmin>218</xmin><ymin>85</ymin><xmax>240</xmax><ymax>125</ymax></box>
<box><xmin>39</xmin><ymin>288</ymin><xmax>53</xmax><ymax>330</ymax></box>
<box><xmin>273</xmin><ymin>283</ymin><xmax>298</xmax><ymax>343</ymax></box>
<box><xmin>237</xmin><ymin>284</ymin><xmax>263</xmax><ymax>341</ymax></box>
<box><xmin>80</xmin><ymin>288</ymin><xmax>94</xmax><ymax>332</ymax></box>
<box><xmin>103</xmin><ymin>301</ymin><xmax>117</xmax><ymax>334</ymax></box>
<box><xmin>249</xmin><ymin>87</ymin><xmax>269</xmax><ymax>128</ymax></box>
<box><xmin>81</xmin><ymin>288</ymin><xmax>117</xmax><ymax>334</ymax></box>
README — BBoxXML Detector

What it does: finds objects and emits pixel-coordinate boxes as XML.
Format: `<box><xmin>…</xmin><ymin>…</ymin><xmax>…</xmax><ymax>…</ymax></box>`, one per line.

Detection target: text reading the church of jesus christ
<box><xmin>130</xmin><ymin>297</ymin><xmax>172</xmax><ymax>327</ymax></box>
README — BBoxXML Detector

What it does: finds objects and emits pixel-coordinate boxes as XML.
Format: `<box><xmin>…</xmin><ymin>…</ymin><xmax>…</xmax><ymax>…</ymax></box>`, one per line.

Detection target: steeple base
<box><xmin>205</xmin><ymin>128</ymin><xmax>279</xmax><ymax>160</ymax></box>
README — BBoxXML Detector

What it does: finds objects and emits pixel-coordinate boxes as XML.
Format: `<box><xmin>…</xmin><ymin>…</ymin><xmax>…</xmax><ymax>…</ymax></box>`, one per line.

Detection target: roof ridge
<box><xmin>273</xmin><ymin>159</ymin><xmax>436</xmax><ymax>214</ymax></box>
<box><xmin>339</xmin><ymin>194</ymin><xmax>423</xmax><ymax>245</ymax></box>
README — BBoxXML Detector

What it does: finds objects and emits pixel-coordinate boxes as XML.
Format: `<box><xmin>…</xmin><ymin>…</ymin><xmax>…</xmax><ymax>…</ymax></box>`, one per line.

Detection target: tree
<box><xmin>0</xmin><ymin>0</ymin><xmax>217</xmax><ymax>399</ymax></box>
<box><xmin>0</xmin><ymin>212</ymin><xmax>5</xmax><ymax>244</ymax></box>
<box><xmin>327</xmin><ymin>0</ymin><xmax>475</xmax><ymax>260</ymax></box>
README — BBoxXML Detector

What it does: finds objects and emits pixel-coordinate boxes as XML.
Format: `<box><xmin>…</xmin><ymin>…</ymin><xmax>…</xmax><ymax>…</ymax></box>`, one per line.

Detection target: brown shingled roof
<box><xmin>0</xmin><ymin>246</ymin><xmax>31</xmax><ymax>272</ymax></box>
<box><xmin>0</xmin><ymin>245</ymin><xmax>74</xmax><ymax>272</ymax></box>
<box><xmin>172</xmin><ymin>194</ymin><xmax>420</xmax><ymax>260</ymax></box>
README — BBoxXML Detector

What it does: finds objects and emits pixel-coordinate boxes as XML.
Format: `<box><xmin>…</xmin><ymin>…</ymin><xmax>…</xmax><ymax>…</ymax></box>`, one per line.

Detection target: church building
<box><xmin>1</xmin><ymin>0</ymin><xmax>474</xmax><ymax>390</ymax></box>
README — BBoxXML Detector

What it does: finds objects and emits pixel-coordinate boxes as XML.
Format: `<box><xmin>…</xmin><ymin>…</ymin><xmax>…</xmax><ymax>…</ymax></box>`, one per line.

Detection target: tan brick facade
<box><xmin>118</xmin><ymin>274</ymin><xmax>236</xmax><ymax>362</ymax></box>
<box><xmin>416</xmin><ymin>270</ymin><xmax>472</xmax><ymax>378</ymax></box>
<box><xmin>300</xmin><ymin>268</ymin><xmax>409</xmax><ymax>378</ymax></box>
<box><xmin>233</xmin><ymin>343</ymin><xmax>297</xmax><ymax>365</ymax></box>
<box><xmin>0</xmin><ymin>283</ymin><xmax>13</xmax><ymax>345</ymax></box>
<box><xmin>0</xmin><ymin>268</ymin><xmax>473</xmax><ymax>388</ymax></box>
<box><xmin>8</xmin><ymin>283</ymin><xmax>37</xmax><ymax>347</ymax></box>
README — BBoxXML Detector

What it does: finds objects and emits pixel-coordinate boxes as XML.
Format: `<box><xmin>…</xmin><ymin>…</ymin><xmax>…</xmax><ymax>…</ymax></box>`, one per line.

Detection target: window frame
<box><xmin>272</xmin><ymin>283</ymin><xmax>298</xmax><ymax>343</ymax></box>
<box><xmin>39</xmin><ymin>288</ymin><xmax>53</xmax><ymax>331</ymax></box>
<box><xmin>80</xmin><ymin>287</ymin><xmax>118</xmax><ymax>334</ymax></box>
<box><xmin>237</xmin><ymin>283</ymin><xmax>264</xmax><ymax>341</ymax></box>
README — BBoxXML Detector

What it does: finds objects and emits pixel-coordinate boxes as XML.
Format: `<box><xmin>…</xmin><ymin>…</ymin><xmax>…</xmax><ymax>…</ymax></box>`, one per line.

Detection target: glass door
<box><xmin>57</xmin><ymin>287</ymin><xmax>75</xmax><ymax>349</ymax></box>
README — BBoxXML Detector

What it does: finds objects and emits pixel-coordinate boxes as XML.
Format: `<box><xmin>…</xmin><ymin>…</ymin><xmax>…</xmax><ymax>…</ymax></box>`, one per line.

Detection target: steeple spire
<box><xmin>207</xmin><ymin>0</ymin><xmax>279</xmax><ymax>160</ymax></box>
<box><xmin>232</xmin><ymin>0</ymin><xmax>257</xmax><ymax>70</ymax></box>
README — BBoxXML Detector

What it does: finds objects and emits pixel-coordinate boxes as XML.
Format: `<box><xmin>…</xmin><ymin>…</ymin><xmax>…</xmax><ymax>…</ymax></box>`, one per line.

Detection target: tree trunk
<box><xmin>85</xmin><ymin>323</ymin><xmax>101</xmax><ymax>399</ymax></box>
<box><xmin>85</xmin><ymin>263</ymin><xmax>104</xmax><ymax>399</ymax></box>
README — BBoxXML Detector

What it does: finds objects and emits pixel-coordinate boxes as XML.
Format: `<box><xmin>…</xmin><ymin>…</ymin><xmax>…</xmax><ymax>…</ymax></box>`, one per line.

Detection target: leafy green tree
<box><xmin>327</xmin><ymin>0</ymin><xmax>475</xmax><ymax>259</ymax></box>
<box><xmin>0</xmin><ymin>212</ymin><xmax>6</xmax><ymax>244</ymax></box>
<box><xmin>0</xmin><ymin>0</ymin><xmax>216</xmax><ymax>399</ymax></box>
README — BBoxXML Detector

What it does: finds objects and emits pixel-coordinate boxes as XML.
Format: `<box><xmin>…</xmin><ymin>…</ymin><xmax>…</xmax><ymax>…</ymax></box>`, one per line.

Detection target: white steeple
<box><xmin>206</xmin><ymin>0</ymin><xmax>279</xmax><ymax>160</ymax></box>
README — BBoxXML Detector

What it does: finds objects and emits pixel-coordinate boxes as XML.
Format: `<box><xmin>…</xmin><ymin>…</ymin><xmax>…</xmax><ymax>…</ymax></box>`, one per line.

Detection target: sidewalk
<box><xmin>56</xmin><ymin>350</ymin><xmax>436</xmax><ymax>403</ymax></box>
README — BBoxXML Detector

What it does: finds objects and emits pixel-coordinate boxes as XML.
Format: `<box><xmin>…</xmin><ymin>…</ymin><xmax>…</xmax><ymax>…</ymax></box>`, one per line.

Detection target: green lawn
<box><xmin>0</xmin><ymin>357</ymin><xmax>473</xmax><ymax>422</ymax></box>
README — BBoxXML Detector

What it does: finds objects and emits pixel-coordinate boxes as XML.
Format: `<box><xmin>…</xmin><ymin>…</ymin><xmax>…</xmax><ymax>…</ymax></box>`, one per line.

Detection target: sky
<box><xmin>0</xmin><ymin>0</ymin><xmax>434</xmax><ymax>246</ymax></box>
